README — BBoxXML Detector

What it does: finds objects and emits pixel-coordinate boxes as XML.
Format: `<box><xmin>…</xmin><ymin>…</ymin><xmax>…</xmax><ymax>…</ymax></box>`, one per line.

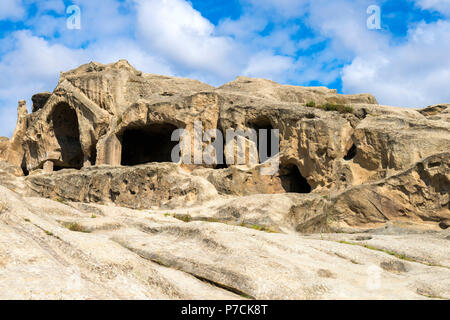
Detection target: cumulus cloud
<box><xmin>414</xmin><ymin>0</ymin><xmax>450</xmax><ymax>15</ymax></box>
<box><xmin>135</xmin><ymin>0</ymin><xmax>240</xmax><ymax>82</ymax></box>
<box><xmin>342</xmin><ymin>20</ymin><xmax>450</xmax><ymax>107</ymax></box>
<box><xmin>243</xmin><ymin>51</ymin><xmax>296</xmax><ymax>82</ymax></box>
<box><xmin>0</xmin><ymin>0</ymin><xmax>25</xmax><ymax>20</ymax></box>
<box><xmin>0</xmin><ymin>31</ymin><xmax>86</xmax><ymax>135</ymax></box>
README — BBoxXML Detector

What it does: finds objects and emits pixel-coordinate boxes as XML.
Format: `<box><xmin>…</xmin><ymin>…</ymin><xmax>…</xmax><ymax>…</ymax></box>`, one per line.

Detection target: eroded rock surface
<box><xmin>0</xmin><ymin>180</ymin><xmax>449</xmax><ymax>300</ymax></box>
<box><xmin>0</xmin><ymin>60</ymin><xmax>449</xmax><ymax>299</ymax></box>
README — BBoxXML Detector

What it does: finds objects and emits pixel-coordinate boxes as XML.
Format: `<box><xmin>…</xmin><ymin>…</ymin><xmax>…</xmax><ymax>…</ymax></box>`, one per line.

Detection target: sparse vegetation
<box><xmin>203</xmin><ymin>217</ymin><xmax>222</xmax><ymax>223</ymax></box>
<box><xmin>173</xmin><ymin>214</ymin><xmax>192</xmax><ymax>223</ymax></box>
<box><xmin>322</xmin><ymin>103</ymin><xmax>354</xmax><ymax>114</ymax></box>
<box><xmin>305</xmin><ymin>102</ymin><xmax>354</xmax><ymax>114</ymax></box>
<box><xmin>64</xmin><ymin>222</ymin><xmax>90</xmax><ymax>233</ymax></box>
<box><xmin>337</xmin><ymin>240</ymin><xmax>420</xmax><ymax>264</ymax></box>
<box><xmin>170</xmin><ymin>214</ymin><xmax>278</xmax><ymax>233</ymax></box>
<box><xmin>153</xmin><ymin>255</ymin><xmax>171</xmax><ymax>268</ymax></box>
<box><xmin>55</xmin><ymin>197</ymin><xmax>67</xmax><ymax>204</ymax></box>
<box><xmin>416</xmin><ymin>290</ymin><xmax>447</xmax><ymax>300</ymax></box>
<box><xmin>91</xmin><ymin>214</ymin><xmax>97</xmax><ymax>219</ymax></box>
<box><xmin>306</xmin><ymin>101</ymin><xmax>316</xmax><ymax>108</ymax></box>
<box><xmin>24</xmin><ymin>218</ymin><xmax>30</xmax><ymax>222</ymax></box>
<box><xmin>117</xmin><ymin>115</ymin><xmax>123</xmax><ymax>125</ymax></box>
<box><xmin>239</xmin><ymin>221</ymin><xmax>278</xmax><ymax>233</ymax></box>
<box><xmin>44</xmin><ymin>230</ymin><xmax>54</xmax><ymax>236</ymax></box>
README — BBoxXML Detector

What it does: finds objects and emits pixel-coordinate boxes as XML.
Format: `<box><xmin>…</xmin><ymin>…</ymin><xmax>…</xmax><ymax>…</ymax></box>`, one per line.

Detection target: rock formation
<box><xmin>0</xmin><ymin>60</ymin><xmax>449</xmax><ymax>299</ymax></box>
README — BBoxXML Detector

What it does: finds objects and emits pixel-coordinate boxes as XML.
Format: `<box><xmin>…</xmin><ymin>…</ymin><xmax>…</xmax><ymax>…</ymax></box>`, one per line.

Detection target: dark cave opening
<box><xmin>88</xmin><ymin>144</ymin><xmax>97</xmax><ymax>166</ymax></box>
<box><xmin>51</xmin><ymin>102</ymin><xmax>83</xmax><ymax>170</ymax></box>
<box><xmin>214</xmin><ymin>125</ymin><xmax>228</xmax><ymax>169</ymax></box>
<box><xmin>344</xmin><ymin>144</ymin><xmax>357</xmax><ymax>161</ymax></box>
<box><xmin>21</xmin><ymin>156</ymin><xmax>29</xmax><ymax>176</ymax></box>
<box><xmin>248</xmin><ymin>118</ymin><xmax>278</xmax><ymax>163</ymax></box>
<box><xmin>121</xmin><ymin>123</ymin><xmax>179</xmax><ymax>166</ymax></box>
<box><xmin>215</xmin><ymin>163</ymin><xmax>229</xmax><ymax>169</ymax></box>
<box><xmin>279</xmin><ymin>164</ymin><xmax>312</xmax><ymax>193</ymax></box>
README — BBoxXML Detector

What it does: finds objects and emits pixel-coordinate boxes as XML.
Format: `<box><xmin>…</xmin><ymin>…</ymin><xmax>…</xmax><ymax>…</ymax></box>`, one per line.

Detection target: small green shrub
<box><xmin>173</xmin><ymin>214</ymin><xmax>192</xmax><ymax>223</ymax></box>
<box><xmin>341</xmin><ymin>105</ymin><xmax>354</xmax><ymax>113</ymax></box>
<box><xmin>55</xmin><ymin>197</ymin><xmax>67</xmax><ymax>204</ymax></box>
<box><xmin>323</xmin><ymin>103</ymin><xmax>353</xmax><ymax>114</ymax></box>
<box><xmin>65</xmin><ymin>223</ymin><xmax>90</xmax><ymax>233</ymax></box>
<box><xmin>239</xmin><ymin>221</ymin><xmax>278</xmax><ymax>233</ymax></box>
<box><xmin>322</xmin><ymin>103</ymin><xmax>337</xmax><ymax>111</ymax></box>
<box><xmin>306</xmin><ymin>102</ymin><xmax>354</xmax><ymax>114</ymax></box>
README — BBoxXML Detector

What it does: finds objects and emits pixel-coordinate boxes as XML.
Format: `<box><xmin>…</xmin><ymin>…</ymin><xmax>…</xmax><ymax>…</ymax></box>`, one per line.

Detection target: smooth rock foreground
<box><xmin>0</xmin><ymin>60</ymin><xmax>449</xmax><ymax>299</ymax></box>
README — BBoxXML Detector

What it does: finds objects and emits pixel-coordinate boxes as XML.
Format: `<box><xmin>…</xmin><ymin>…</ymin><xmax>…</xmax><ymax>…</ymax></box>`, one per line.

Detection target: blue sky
<box><xmin>0</xmin><ymin>0</ymin><xmax>450</xmax><ymax>137</ymax></box>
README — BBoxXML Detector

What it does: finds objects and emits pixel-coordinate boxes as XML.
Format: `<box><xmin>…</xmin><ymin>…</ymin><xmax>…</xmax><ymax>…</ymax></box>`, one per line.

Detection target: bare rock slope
<box><xmin>0</xmin><ymin>60</ymin><xmax>449</xmax><ymax>299</ymax></box>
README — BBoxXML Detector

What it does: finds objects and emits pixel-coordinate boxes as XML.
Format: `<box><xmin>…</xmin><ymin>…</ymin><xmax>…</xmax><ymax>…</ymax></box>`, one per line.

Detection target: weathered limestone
<box><xmin>25</xmin><ymin>163</ymin><xmax>219</xmax><ymax>209</ymax></box>
<box><xmin>0</xmin><ymin>137</ymin><xmax>9</xmax><ymax>160</ymax></box>
<box><xmin>1</xmin><ymin>59</ymin><xmax>449</xmax><ymax>232</ymax></box>
<box><xmin>0</xmin><ymin>182</ymin><xmax>449</xmax><ymax>300</ymax></box>
<box><xmin>31</xmin><ymin>92</ymin><xmax>52</xmax><ymax>113</ymax></box>
<box><xmin>0</xmin><ymin>60</ymin><xmax>449</xmax><ymax>300</ymax></box>
<box><xmin>4</xmin><ymin>100</ymin><xmax>28</xmax><ymax>170</ymax></box>
<box><xmin>331</xmin><ymin>153</ymin><xmax>450</xmax><ymax>231</ymax></box>
<box><xmin>42</xmin><ymin>161</ymin><xmax>54</xmax><ymax>173</ymax></box>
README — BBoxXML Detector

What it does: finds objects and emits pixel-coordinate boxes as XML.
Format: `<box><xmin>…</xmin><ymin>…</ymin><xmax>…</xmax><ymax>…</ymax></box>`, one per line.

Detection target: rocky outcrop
<box><xmin>331</xmin><ymin>153</ymin><xmax>450</xmax><ymax>230</ymax></box>
<box><xmin>31</xmin><ymin>92</ymin><xmax>52</xmax><ymax>113</ymax></box>
<box><xmin>0</xmin><ymin>137</ymin><xmax>9</xmax><ymax>160</ymax></box>
<box><xmin>25</xmin><ymin>163</ymin><xmax>219</xmax><ymax>210</ymax></box>
<box><xmin>0</xmin><ymin>59</ymin><xmax>447</xmax><ymax>232</ymax></box>
<box><xmin>0</xmin><ymin>180</ymin><xmax>449</xmax><ymax>300</ymax></box>
<box><xmin>1</xmin><ymin>60</ymin><xmax>449</xmax><ymax>300</ymax></box>
<box><xmin>4</xmin><ymin>100</ymin><xmax>28</xmax><ymax>171</ymax></box>
<box><xmin>419</xmin><ymin>104</ymin><xmax>450</xmax><ymax>122</ymax></box>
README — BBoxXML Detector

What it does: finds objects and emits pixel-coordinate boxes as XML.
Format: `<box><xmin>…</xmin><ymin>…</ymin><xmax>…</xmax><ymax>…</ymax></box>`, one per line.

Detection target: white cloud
<box><xmin>414</xmin><ymin>0</ymin><xmax>450</xmax><ymax>15</ymax></box>
<box><xmin>307</xmin><ymin>0</ymin><xmax>389</xmax><ymax>57</ymax></box>
<box><xmin>0</xmin><ymin>0</ymin><xmax>25</xmax><ymax>20</ymax></box>
<box><xmin>217</xmin><ymin>14</ymin><xmax>267</xmax><ymax>40</ymax></box>
<box><xmin>342</xmin><ymin>20</ymin><xmax>450</xmax><ymax>107</ymax></box>
<box><xmin>0</xmin><ymin>31</ymin><xmax>86</xmax><ymax>136</ymax></box>
<box><xmin>135</xmin><ymin>0</ymin><xmax>241</xmax><ymax>81</ymax></box>
<box><xmin>243</xmin><ymin>51</ymin><xmax>296</xmax><ymax>82</ymax></box>
<box><xmin>88</xmin><ymin>38</ymin><xmax>173</xmax><ymax>76</ymax></box>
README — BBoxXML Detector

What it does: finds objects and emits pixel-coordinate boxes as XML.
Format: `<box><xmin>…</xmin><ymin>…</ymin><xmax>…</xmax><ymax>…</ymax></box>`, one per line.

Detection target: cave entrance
<box><xmin>21</xmin><ymin>156</ymin><xmax>29</xmax><ymax>176</ymax></box>
<box><xmin>214</xmin><ymin>124</ymin><xmax>228</xmax><ymax>169</ymax></box>
<box><xmin>248</xmin><ymin>118</ymin><xmax>278</xmax><ymax>163</ymax></box>
<box><xmin>121</xmin><ymin>123</ymin><xmax>179</xmax><ymax>166</ymax></box>
<box><xmin>279</xmin><ymin>164</ymin><xmax>312</xmax><ymax>193</ymax></box>
<box><xmin>51</xmin><ymin>102</ymin><xmax>83</xmax><ymax>170</ymax></box>
<box><xmin>344</xmin><ymin>144</ymin><xmax>357</xmax><ymax>161</ymax></box>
